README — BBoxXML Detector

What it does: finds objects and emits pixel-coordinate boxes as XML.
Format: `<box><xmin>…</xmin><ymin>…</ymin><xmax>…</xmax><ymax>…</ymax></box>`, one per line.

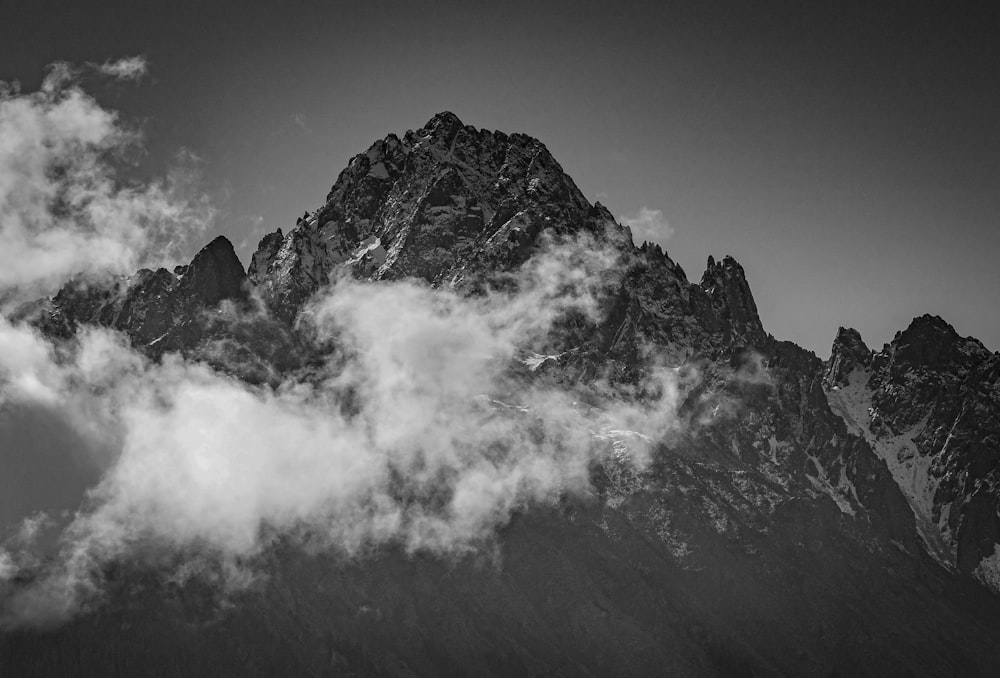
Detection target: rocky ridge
<box><xmin>3</xmin><ymin>113</ymin><xmax>1000</xmax><ymax>677</ymax></box>
<box><xmin>824</xmin><ymin>314</ymin><xmax>1000</xmax><ymax>585</ymax></box>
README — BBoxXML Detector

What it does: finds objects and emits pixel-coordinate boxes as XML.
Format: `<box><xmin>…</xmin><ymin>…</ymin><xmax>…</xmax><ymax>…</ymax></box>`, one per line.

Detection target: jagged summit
<box><xmin>249</xmin><ymin>114</ymin><xmax>622</xmax><ymax>321</ymax></box>
<box><xmin>240</xmin><ymin>115</ymin><xmax>772</xmax><ymax>356</ymax></box>
<box><xmin>182</xmin><ymin>235</ymin><xmax>247</xmax><ymax>307</ymax></box>
<box><xmin>698</xmin><ymin>255</ymin><xmax>766</xmax><ymax>347</ymax></box>
<box><xmin>894</xmin><ymin>313</ymin><xmax>958</xmax><ymax>346</ymax></box>
<box><xmin>824</xmin><ymin>326</ymin><xmax>872</xmax><ymax>385</ymax></box>
<box><xmin>823</xmin><ymin>310</ymin><xmax>1000</xmax><ymax>583</ymax></box>
<box><xmin>834</xmin><ymin>325</ymin><xmax>868</xmax><ymax>348</ymax></box>
<box><xmin>22</xmin><ymin>113</ymin><xmax>768</xmax><ymax>361</ymax></box>
<box><xmin>9</xmin><ymin>113</ymin><xmax>1000</xmax><ymax>676</ymax></box>
<box><xmin>15</xmin><ymin>234</ymin><xmax>247</xmax><ymax>354</ymax></box>
<box><xmin>417</xmin><ymin>110</ymin><xmax>466</xmax><ymax>144</ymax></box>
<box><xmin>881</xmin><ymin>313</ymin><xmax>991</xmax><ymax>374</ymax></box>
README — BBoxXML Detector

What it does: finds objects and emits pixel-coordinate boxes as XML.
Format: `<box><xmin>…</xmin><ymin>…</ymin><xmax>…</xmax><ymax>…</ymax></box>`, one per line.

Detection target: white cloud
<box><xmin>619</xmin><ymin>206</ymin><xmax>674</xmax><ymax>247</ymax></box>
<box><xmin>89</xmin><ymin>56</ymin><xmax>148</xmax><ymax>82</ymax></box>
<box><xmin>291</xmin><ymin>112</ymin><xmax>311</xmax><ymax>135</ymax></box>
<box><xmin>0</xmin><ymin>60</ymin><xmax>211</xmax><ymax>309</ymax></box>
<box><xmin>0</xmin><ymin>234</ymin><xmax>687</xmax><ymax>627</ymax></box>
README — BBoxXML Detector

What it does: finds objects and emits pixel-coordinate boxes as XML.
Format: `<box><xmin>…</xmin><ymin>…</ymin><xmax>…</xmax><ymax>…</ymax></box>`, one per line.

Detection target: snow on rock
<box><xmin>826</xmin><ymin>368</ymin><xmax>953</xmax><ymax>565</ymax></box>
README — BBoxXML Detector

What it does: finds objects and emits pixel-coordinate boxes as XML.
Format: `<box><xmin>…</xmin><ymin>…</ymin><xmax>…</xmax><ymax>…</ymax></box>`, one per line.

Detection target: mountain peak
<box><xmin>181</xmin><ymin>235</ymin><xmax>247</xmax><ymax>307</ymax></box>
<box><xmin>833</xmin><ymin>326</ymin><xmax>870</xmax><ymax>356</ymax></box>
<box><xmin>249</xmin><ymin>112</ymin><xmax>611</xmax><ymax>320</ymax></box>
<box><xmin>894</xmin><ymin>314</ymin><xmax>960</xmax><ymax>355</ymax></box>
<box><xmin>698</xmin><ymin>254</ymin><xmax>766</xmax><ymax>347</ymax></box>
<box><xmin>879</xmin><ymin>313</ymin><xmax>990</xmax><ymax>375</ymax></box>
<box><xmin>824</xmin><ymin>326</ymin><xmax>872</xmax><ymax>385</ymax></box>
<box><xmin>417</xmin><ymin>111</ymin><xmax>465</xmax><ymax>144</ymax></box>
<box><xmin>903</xmin><ymin>313</ymin><xmax>954</xmax><ymax>335</ymax></box>
<box><xmin>422</xmin><ymin>110</ymin><xmax>463</xmax><ymax>129</ymax></box>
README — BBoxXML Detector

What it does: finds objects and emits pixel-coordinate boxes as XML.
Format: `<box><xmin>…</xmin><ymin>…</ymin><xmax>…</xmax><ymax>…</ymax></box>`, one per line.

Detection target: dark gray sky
<box><xmin>3</xmin><ymin>0</ymin><xmax>997</xmax><ymax>357</ymax></box>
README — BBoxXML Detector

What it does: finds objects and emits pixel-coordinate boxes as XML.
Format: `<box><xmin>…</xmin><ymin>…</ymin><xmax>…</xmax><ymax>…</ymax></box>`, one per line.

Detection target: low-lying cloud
<box><xmin>0</xmin><ymin>61</ymin><xmax>690</xmax><ymax>629</ymax></box>
<box><xmin>0</xmin><ymin>236</ymin><xmax>683</xmax><ymax>627</ymax></box>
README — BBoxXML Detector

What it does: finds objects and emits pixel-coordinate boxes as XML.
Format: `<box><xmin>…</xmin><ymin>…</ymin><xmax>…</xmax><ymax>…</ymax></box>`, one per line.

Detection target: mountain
<box><xmin>11</xmin><ymin>235</ymin><xmax>247</xmax><ymax>352</ymax></box>
<box><xmin>3</xmin><ymin>112</ymin><xmax>1000</xmax><ymax>676</ymax></box>
<box><xmin>825</xmin><ymin>315</ymin><xmax>1000</xmax><ymax>584</ymax></box>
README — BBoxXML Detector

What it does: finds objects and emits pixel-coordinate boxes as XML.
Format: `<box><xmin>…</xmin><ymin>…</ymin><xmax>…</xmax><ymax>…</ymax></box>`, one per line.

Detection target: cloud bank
<box><xmin>0</xmin><ymin>60</ymin><xmax>689</xmax><ymax>629</ymax></box>
<box><xmin>0</xmin><ymin>237</ymin><xmax>683</xmax><ymax>626</ymax></box>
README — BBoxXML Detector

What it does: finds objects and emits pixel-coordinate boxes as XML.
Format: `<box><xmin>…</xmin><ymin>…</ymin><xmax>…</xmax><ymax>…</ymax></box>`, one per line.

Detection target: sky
<box><xmin>1</xmin><ymin>0</ymin><xmax>997</xmax><ymax>357</ymax></box>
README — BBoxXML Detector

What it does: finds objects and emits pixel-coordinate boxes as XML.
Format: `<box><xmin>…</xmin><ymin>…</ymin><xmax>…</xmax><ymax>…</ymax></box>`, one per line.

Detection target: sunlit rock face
<box><xmin>4</xmin><ymin>114</ymin><xmax>1000</xmax><ymax>677</ymax></box>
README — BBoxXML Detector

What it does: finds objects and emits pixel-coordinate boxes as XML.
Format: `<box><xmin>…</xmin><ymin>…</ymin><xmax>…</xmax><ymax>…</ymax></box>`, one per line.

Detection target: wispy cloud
<box><xmin>619</xmin><ymin>206</ymin><xmax>674</xmax><ymax>247</ymax></box>
<box><xmin>88</xmin><ymin>56</ymin><xmax>148</xmax><ymax>82</ymax></box>
<box><xmin>291</xmin><ymin>112</ymin><xmax>311</xmax><ymax>135</ymax></box>
<box><xmin>0</xmin><ymin>59</ymin><xmax>211</xmax><ymax>309</ymax></box>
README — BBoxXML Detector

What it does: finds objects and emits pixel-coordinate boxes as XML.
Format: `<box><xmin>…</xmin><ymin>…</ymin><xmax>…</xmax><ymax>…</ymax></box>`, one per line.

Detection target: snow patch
<box><xmin>974</xmin><ymin>543</ymin><xmax>1000</xmax><ymax>594</ymax></box>
<box><xmin>805</xmin><ymin>453</ymin><xmax>858</xmax><ymax>516</ymax></box>
<box><xmin>825</xmin><ymin>368</ymin><xmax>953</xmax><ymax>566</ymax></box>
<box><xmin>347</xmin><ymin>235</ymin><xmax>387</xmax><ymax>267</ymax></box>
<box><xmin>520</xmin><ymin>351</ymin><xmax>563</xmax><ymax>371</ymax></box>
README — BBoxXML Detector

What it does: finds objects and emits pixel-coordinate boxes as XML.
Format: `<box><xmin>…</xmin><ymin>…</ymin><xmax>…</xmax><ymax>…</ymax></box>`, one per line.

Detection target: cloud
<box><xmin>0</xmin><ymin>232</ymin><xmax>687</xmax><ymax>627</ymax></box>
<box><xmin>620</xmin><ymin>206</ymin><xmax>674</xmax><ymax>247</ymax></box>
<box><xmin>291</xmin><ymin>112</ymin><xmax>312</xmax><ymax>135</ymax></box>
<box><xmin>0</xmin><ymin>59</ymin><xmax>211</xmax><ymax>310</ymax></box>
<box><xmin>0</xmin><ymin>60</ymin><xmax>695</xmax><ymax>630</ymax></box>
<box><xmin>88</xmin><ymin>56</ymin><xmax>148</xmax><ymax>82</ymax></box>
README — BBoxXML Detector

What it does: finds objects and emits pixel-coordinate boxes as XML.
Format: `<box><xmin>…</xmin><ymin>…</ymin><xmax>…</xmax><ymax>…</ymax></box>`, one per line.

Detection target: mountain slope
<box><xmin>825</xmin><ymin>315</ymin><xmax>1000</xmax><ymax>586</ymax></box>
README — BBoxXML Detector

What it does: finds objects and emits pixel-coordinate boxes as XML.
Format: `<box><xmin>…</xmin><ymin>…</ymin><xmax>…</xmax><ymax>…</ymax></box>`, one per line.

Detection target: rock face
<box><xmin>247</xmin><ymin>111</ymin><xmax>620</xmax><ymax>322</ymax></box>
<box><xmin>825</xmin><ymin>326</ymin><xmax>872</xmax><ymax>386</ymax></box>
<box><xmin>4</xmin><ymin>113</ymin><xmax>1000</xmax><ymax>677</ymax></box>
<box><xmin>13</xmin><ymin>235</ymin><xmax>249</xmax><ymax>354</ymax></box>
<box><xmin>181</xmin><ymin>235</ymin><xmax>249</xmax><ymax>308</ymax></box>
<box><xmin>824</xmin><ymin>315</ymin><xmax>1000</xmax><ymax>586</ymax></box>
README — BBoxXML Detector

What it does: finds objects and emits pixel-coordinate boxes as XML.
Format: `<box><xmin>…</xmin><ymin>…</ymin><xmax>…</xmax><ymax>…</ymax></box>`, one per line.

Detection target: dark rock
<box><xmin>19</xmin><ymin>237</ymin><xmax>248</xmax><ymax>357</ymax></box>
<box><xmin>698</xmin><ymin>255</ymin><xmax>767</xmax><ymax>348</ymax></box>
<box><xmin>179</xmin><ymin>235</ymin><xmax>247</xmax><ymax>307</ymax></box>
<box><xmin>825</xmin><ymin>327</ymin><xmax>872</xmax><ymax>386</ymax></box>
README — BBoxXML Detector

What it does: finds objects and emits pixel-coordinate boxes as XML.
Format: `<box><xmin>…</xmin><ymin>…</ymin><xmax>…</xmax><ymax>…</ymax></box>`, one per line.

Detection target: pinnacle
<box><xmin>419</xmin><ymin>111</ymin><xmax>465</xmax><ymax>142</ymax></box>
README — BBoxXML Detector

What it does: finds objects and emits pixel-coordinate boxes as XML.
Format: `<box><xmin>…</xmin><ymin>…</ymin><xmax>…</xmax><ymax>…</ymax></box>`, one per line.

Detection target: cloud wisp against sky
<box><xmin>620</xmin><ymin>207</ymin><xmax>674</xmax><ymax>248</ymax></box>
<box><xmin>87</xmin><ymin>56</ymin><xmax>148</xmax><ymax>82</ymax></box>
<box><xmin>0</xmin><ymin>57</ymin><xmax>210</xmax><ymax>309</ymax></box>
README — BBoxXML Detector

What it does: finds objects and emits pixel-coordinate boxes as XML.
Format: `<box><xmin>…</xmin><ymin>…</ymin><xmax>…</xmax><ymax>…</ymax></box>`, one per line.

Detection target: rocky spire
<box><xmin>698</xmin><ymin>255</ymin><xmax>766</xmax><ymax>347</ymax></box>
<box><xmin>180</xmin><ymin>235</ymin><xmax>248</xmax><ymax>307</ymax></box>
<box><xmin>824</xmin><ymin>326</ymin><xmax>872</xmax><ymax>386</ymax></box>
